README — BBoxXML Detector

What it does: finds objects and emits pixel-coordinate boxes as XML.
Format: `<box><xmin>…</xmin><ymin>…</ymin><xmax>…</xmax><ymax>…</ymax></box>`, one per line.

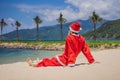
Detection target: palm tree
<box><xmin>0</xmin><ymin>18</ymin><xmax>7</xmax><ymax>41</ymax></box>
<box><xmin>57</xmin><ymin>12</ymin><xmax>67</xmax><ymax>40</ymax></box>
<box><xmin>90</xmin><ymin>11</ymin><xmax>103</xmax><ymax>41</ymax></box>
<box><xmin>33</xmin><ymin>16</ymin><xmax>42</xmax><ymax>40</ymax></box>
<box><xmin>12</xmin><ymin>21</ymin><xmax>21</xmax><ymax>41</ymax></box>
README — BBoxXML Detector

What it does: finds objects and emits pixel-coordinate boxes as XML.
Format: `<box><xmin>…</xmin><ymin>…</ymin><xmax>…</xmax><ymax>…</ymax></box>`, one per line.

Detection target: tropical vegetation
<box><xmin>11</xmin><ymin>21</ymin><xmax>21</xmax><ymax>41</ymax></box>
<box><xmin>89</xmin><ymin>11</ymin><xmax>103</xmax><ymax>41</ymax></box>
<box><xmin>57</xmin><ymin>12</ymin><xmax>67</xmax><ymax>40</ymax></box>
<box><xmin>83</xmin><ymin>19</ymin><xmax>120</xmax><ymax>40</ymax></box>
<box><xmin>33</xmin><ymin>16</ymin><xmax>42</xmax><ymax>40</ymax></box>
<box><xmin>0</xmin><ymin>11</ymin><xmax>120</xmax><ymax>46</ymax></box>
<box><xmin>0</xmin><ymin>18</ymin><xmax>7</xmax><ymax>41</ymax></box>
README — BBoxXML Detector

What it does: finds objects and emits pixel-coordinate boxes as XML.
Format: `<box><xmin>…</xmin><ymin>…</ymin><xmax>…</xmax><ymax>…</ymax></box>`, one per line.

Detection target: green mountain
<box><xmin>83</xmin><ymin>19</ymin><xmax>120</xmax><ymax>40</ymax></box>
<box><xmin>3</xmin><ymin>19</ymin><xmax>106</xmax><ymax>40</ymax></box>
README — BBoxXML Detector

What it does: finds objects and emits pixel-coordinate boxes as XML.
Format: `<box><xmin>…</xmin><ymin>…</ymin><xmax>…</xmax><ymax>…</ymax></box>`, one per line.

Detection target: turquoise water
<box><xmin>0</xmin><ymin>48</ymin><xmax>61</xmax><ymax>64</ymax></box>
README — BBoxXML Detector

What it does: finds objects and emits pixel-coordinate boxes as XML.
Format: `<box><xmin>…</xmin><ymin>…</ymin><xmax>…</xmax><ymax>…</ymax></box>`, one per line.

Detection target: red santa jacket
<box><xmin>56</xmin><ymin>34</ymin><xmax>95</xmax><ymax>66</ymax></box>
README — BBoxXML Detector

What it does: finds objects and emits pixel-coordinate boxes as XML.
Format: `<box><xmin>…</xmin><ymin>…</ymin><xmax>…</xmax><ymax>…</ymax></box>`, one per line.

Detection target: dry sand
<box><xmin>0</xmin><ymin>48</ymin><xmax>120</xmax><ymax>80</ymax></box>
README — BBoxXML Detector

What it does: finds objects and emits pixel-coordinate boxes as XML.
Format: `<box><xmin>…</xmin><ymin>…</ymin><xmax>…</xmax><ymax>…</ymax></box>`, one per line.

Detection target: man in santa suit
<box><xmin>27</xmin><ymin>22</ymin><xmax>98</xmax><ymax>67</ymax></box>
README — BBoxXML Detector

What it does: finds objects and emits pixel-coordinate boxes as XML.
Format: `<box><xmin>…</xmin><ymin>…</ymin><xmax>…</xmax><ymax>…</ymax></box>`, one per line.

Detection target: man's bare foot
<box><xmin>36</xmin><ymin>57</ymin><xmax>39</xmax><ymax>63</ymax></box>
<box><xmin>26</xmin><ymin>58</ymin><xmax>33</xmax><ymax>66</ymax></box>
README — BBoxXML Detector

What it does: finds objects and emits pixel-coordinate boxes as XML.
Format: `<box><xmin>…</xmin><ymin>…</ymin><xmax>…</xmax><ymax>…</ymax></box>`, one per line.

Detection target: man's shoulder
<box><xmin>79</xmin><ymin>35</ymin><xmax>85</xmax><ymax>39</ymax></box>
<box><xmin>66</xmin><ymin>35</ymin><xmax>72</xmax><ymax>40</ymax></box>
<box><xmin>66</xmin><ymin>35</ymin><xmax>85</xmax><ymax>40</ymax></box>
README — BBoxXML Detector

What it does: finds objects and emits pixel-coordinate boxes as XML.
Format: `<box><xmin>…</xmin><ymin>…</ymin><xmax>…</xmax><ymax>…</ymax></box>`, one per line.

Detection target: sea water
<box><xmin>0</xmin><ymin>48</ymin><xmax>62</xmax><ymax>64</ymax></box>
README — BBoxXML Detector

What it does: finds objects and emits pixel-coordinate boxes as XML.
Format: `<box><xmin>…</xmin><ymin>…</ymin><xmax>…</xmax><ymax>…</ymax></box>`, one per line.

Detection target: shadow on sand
<box><xmin>75</xmin><ymin>63</ymin><xmax>89</xmax><ymax>66</ymax></box>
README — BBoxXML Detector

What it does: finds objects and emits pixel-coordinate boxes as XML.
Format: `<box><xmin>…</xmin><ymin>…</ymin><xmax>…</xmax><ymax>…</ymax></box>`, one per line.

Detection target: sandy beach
<box><xmin>0</xmin><ymin>48</ymin><xmax>120</xmax><ymax>80</ymax></box>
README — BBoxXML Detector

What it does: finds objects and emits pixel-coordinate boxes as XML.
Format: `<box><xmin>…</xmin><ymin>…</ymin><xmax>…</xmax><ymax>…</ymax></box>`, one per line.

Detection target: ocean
<box><xmin>0</xmin><ymin>48</ymin><xmax>62</xmax><ymax>64</ymax></box>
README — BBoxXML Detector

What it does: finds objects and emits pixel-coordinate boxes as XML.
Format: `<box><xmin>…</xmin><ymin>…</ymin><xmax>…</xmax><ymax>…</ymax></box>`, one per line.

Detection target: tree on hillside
<box><xmin>57</xmin><ymin>12</ymin><xmax>67</xmax><ymax>40</ymax></box>
<box><xmin>12</xmin><ymin>21</ymin><xmax>21</xmax><ymax>41</ymax></box>
<box><xmin>33</xmin><ymin>16</ymin><xmax>42</xmax><ymax>40</ymax></box>
<box><xmin>90</xmin><ymin>11</ymin><xmax>103</xmax><ymax>41</ymax></box>
<box><xmin>0</xmin><ymin>18</ymin><xmax>7</xmax><ymax>41</ymax></box>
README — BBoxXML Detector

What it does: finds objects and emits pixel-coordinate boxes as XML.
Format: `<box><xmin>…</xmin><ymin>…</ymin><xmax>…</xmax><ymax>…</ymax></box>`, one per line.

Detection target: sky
<box><xmin>0</xmin><ymin>0</ymin><xmax>120</xmax><ymax>34</ymax></box>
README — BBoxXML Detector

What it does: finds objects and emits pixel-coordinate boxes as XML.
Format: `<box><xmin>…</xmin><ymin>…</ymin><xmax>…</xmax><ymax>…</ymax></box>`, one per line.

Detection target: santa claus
<box><xmin>27</xmin><ymin>22</ymin><xmax>98</xmax><ymax>67</ymax></box>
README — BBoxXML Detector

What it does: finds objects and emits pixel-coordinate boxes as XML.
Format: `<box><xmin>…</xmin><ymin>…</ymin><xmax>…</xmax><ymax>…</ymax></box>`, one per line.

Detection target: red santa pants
<box><xmin>36</xmin><ymin>57</ymin><xmax>62</xmax><ymax>67</ymax></box>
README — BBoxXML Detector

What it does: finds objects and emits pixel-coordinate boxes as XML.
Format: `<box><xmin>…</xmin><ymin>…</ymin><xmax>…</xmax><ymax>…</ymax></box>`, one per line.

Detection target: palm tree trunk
<box><xmin>36</xmin><ymin>23</ymin><xmax>39</xmax><ymax>40</ymax></box>
<box><xmin>0</xmin><ymin>26</ymin><xmax>3</xmax><ymax>41</ymax></box>
<box><xmin>16</xmin><ymin>27</ymin><xmax>19</xmax><ymax>41</ymax></box>
<box><xmin>93</xmin><ymin>22</ymin><xmax>97</xmax><ymax>41</ymax></box>
<box><xmin>60</xmin><ymin>23</ymin><xmax>63</xmax><ymax>40</ymax></box>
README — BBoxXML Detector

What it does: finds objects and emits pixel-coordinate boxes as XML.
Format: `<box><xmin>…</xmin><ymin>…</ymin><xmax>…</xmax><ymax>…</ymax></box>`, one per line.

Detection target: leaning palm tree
<box><xmin>90</xmin><ymin>11</ymin><xmax>103</xmax><ymax>41</ymax></box>
<box><xmin>12</xmin><ymin>21</ymin><xmax>21</xmax><ymax>41</ymax></box>
<box><xmin>33</xmin><ymin>16</ymin><xmax>42</xmax><ymax>40</ymax></box>
<box><xmin>57</xmin><ymin>12</ymin><xmax>67</xmax><ymax>40</ymax></box>
<box><xmin>0</xmin><ymin>18</ymin><xmax>7</xmax><ymax>41</ymax></box>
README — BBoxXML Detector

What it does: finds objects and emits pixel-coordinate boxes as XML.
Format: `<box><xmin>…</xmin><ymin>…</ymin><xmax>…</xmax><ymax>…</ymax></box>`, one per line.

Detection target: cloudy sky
<box><xmin>0</xmin><ymin>0</ymin><xmax>120</xmax><ymax>34</ymax></box>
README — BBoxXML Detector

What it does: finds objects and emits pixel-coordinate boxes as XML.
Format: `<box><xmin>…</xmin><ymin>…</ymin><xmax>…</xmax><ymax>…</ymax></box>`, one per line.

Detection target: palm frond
<box><xmin>33</xmin><ymin>16</ymin><xmax>42</xmax><ymax>24</ymax></box>
<box><xmin>15</xmin><ymin>21</ymin><xmax>21</xmax><ymax>27</ymax></box>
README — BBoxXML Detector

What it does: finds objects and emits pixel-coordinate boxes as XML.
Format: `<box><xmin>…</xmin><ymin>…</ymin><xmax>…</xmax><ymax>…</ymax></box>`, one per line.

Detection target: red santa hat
<box><xmin>69</xmin><ymin>22</ymin><xmax>82</xmax><ymax>33</ymax></box>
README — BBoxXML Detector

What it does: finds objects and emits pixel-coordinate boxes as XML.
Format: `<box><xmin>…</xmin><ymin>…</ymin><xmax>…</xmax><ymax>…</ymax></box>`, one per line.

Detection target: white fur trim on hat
<box><xmin>69</xmin><ymin>26</ymin><xmax>82</xmax><ymax>33</ymax></box>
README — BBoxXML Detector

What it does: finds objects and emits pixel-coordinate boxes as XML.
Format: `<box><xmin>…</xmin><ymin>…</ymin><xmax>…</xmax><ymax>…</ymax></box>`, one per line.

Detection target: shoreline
<box><xmin>0</xmin><ymin>48</ymin><xmax>119</xmax><ymax>65</ymax></box>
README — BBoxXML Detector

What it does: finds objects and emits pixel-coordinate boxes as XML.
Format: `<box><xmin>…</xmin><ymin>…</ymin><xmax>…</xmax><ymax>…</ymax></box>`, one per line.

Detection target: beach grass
<box><xmin>0</xmin><ymin>40</ymin><xmax>120</xmax><ymax>50</ymax></box>
<box><xmin>87</xmin><ymin>40</ymin><xmax>120</xmax><ymax>49</ymax></box>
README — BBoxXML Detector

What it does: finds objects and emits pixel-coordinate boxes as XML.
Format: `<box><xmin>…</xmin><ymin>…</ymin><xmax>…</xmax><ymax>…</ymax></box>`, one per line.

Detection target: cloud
<box><xmin>16</xmin><ymin>0</ymin><xmax>120</xmax><ymax>24</ymax></box>
<box><xmin>65</xmin><ymin>0</ymin><xmax>120</xmax><ymax>20</ymax></box>
<box><xmin>16</xmin><ymin>4</ymin><xmax>79</xmax><ymax>22</ymax></box>
<box><xmin>6</xmin><ymin>17</ymin><xmax>34</xmax><ymax>29</ymax></box>
<box><xmin>39</xmin><ymin>6</ymin><xmax>79</xmax><ymax>22</ymax></box>
<box><xmin>6</xmin><ymin>17</ymin><xmax>16</xmax><ymax>26</ymax></box>
<box><xmin>3</xmin><ymin>18</ymin><xmax>16</xmax><ymax>34</ymax></box>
